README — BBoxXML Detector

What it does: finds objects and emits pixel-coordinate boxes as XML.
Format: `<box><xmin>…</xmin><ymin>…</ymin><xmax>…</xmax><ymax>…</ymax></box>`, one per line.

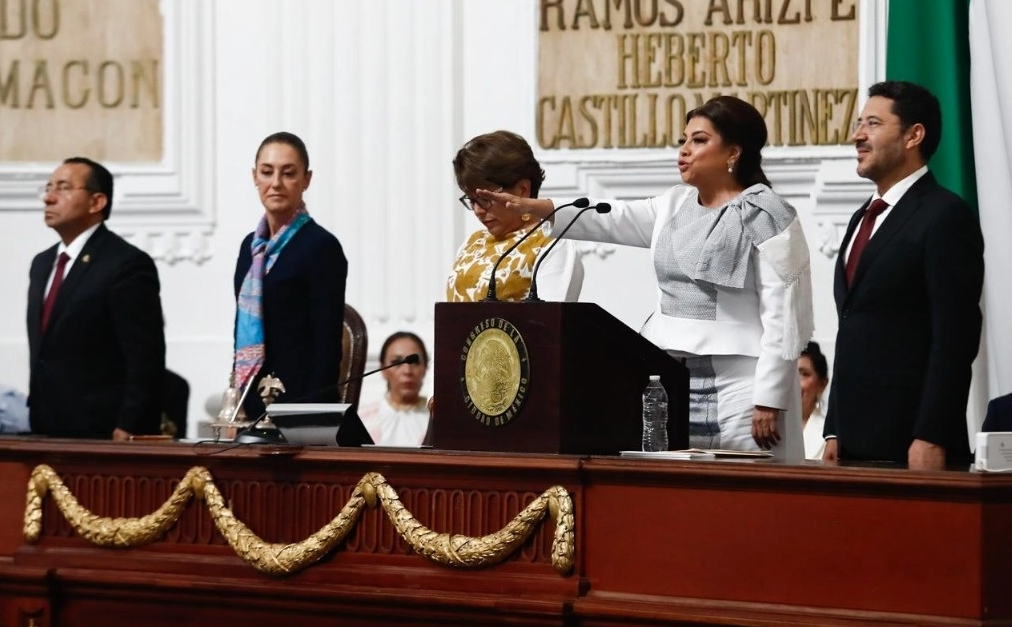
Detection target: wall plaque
<box><xmin>538</xmin><ymin>0</ymin><xmax>860</xmax><ymax>149</ymax></box>
<box><xmin>0</xmin><ymin>0</ymin><xmax>163</xmax><ymax>161</ymax></box>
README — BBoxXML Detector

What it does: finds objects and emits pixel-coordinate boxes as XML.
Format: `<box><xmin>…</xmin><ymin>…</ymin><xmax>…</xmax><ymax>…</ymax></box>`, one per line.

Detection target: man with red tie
<box><xmin>823</xmin><ymin>82</ymin><xmax>984</xmax><ymax>469</ymax></box>
<box><xmin>26</xmin><ymin>158</ymin><xmax>165</xmax><ymax>440</ymax></box>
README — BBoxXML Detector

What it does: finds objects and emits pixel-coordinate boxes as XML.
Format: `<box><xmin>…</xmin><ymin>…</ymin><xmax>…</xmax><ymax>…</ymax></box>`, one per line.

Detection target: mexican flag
<box><xmin>885</xmin><ymin>0</ymin><xmax>1012</xmax><ymax>423</ymax></box>
<box><xmin>886</xmin><ymin>0</ymin><xmax>977</xmax><ymax>211</ymax></box>
<box><xmin>967</xmin><ymin>0</ymin><xmax>1012</xmax><ymax>406</ymax></box>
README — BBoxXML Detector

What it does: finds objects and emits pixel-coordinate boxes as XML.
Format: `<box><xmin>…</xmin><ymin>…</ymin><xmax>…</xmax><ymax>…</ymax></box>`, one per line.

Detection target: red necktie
<box><xmin>845</xmin><ymin>199</ymin><xmax>889</xmax><ymax>286</ymax></box>
<box><xmin>41</xmin><ymin>252</ymin><xmax>70</xmax><ymax>332</ymax></box>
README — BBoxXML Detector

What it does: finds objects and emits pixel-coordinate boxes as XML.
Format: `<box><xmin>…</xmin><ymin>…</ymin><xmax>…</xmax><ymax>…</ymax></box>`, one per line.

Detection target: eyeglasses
<box><xmin>851</xmin><ymin>118</ymin><xmax>894</xmax><ymax>134</ymax></box>
<box><xmin>458</xmin><ymin>187</ymin><xmax>504</xmax><ymax>211</ymax></box>
<box><xmin>39</xmin><ymin>183</ymin><xmax>96</xmax><ymax>199</ymax></box>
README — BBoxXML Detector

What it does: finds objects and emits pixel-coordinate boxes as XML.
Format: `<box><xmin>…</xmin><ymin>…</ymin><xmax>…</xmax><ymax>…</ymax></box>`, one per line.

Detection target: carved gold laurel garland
<box><xmin>23</xmin><ymin>464</ymin><xmax>574</xmax><ymax>576</ymax></box>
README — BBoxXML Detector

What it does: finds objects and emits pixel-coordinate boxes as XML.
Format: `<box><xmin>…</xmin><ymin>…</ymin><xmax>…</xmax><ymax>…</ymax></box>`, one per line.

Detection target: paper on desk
<box><xmin>620</xmin><ymin>448</ymin><xmax>774</xmax><ymax>460</ymax></box>
<box><xmin>620</xmin><ymin>450</ymin><xmax>717</xmax><ymax>460</ymax></box>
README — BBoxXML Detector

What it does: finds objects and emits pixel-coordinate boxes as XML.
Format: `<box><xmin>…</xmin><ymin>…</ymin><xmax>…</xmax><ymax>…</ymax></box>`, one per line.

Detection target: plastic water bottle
<box><xmin>642</xmin><ymin>375</ymin><xmax>669</xmax><ymax>452</ymax></box>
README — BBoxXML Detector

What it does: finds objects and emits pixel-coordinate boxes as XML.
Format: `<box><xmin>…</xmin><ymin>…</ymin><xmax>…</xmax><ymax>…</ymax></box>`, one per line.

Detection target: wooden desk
<box><xmin>1</xmin><ymin>438</ymin><xmax>1010</xmax><ymax>626</ymax></box>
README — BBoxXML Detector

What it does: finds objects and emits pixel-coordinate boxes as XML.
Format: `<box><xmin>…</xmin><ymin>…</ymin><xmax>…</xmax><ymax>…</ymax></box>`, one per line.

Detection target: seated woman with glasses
<box><xmin>446</xmin><ymin>130</ymin><xmax>583</xmax><ymax>302</ymax></box>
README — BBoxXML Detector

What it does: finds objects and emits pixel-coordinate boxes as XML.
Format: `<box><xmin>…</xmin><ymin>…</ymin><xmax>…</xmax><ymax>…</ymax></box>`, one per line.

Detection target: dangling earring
<box><xmin>727</xmin><ymin>160</ymin><xmax>735</xmax><ymax>174</ymax></box>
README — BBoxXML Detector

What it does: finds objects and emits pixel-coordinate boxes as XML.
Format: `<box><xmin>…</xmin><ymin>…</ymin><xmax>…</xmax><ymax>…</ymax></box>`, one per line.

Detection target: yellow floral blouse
<box><xmin>446</xmin><ymin>223</ymin><xmax>554</xmax><ymax>302</ymax></box>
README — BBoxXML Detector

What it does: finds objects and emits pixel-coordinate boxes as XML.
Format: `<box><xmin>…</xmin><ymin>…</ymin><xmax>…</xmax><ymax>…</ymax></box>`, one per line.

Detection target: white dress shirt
<box><xmin>45</xmin><ymin>223</ymin><xmax>102</xmax><ymax>294</ymax></box>
<box><xmin>843</xmin><ymin>166</ymin><xmax>928</xmax><ymax>263</ymax></box>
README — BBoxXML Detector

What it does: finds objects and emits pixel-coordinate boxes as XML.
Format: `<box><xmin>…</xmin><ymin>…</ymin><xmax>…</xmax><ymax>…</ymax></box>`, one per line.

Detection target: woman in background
<box><xmin>232</xmin><ymin>131</ymin><xmax>347</xmax><ymax>420</ymax></box>
<box><xmin>447</xmin><ymin>130</ymin><xmax>583</xmax><ymax>302</ymax></box>
<box><xmin>799</xmin><ymin>341</ymin><xmax>830</xmax><ymax>459</ymax></box>
<box><xmin>482</xmin><ymin>97</ymin><xmax>813</xmax><ymax>460</ymax></box>
<box><xmin>358</xmin><ymin>332</ymin><xmax>430</xmax><ymax>446</ymax></box>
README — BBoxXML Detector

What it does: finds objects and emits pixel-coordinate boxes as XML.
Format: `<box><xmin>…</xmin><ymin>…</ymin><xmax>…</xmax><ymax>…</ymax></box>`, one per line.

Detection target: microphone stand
<box><xmin>484</xmin><ymin>197</ymin><xmax>589</xmax><ymax>301</ymax></box>
<box><xmin>231</xmin><ymin>374</ymin><xmax>256</xmax><ymax>422</ymax></box>
<box><xmin>526</xmin><ymin>203</ymin><xmax>612</xmax><ymax>302</ymax></box>
<box><xmin>207</xmin><ymin>372</ymin><xmax>257</xmax><ymax>441</ymax></box>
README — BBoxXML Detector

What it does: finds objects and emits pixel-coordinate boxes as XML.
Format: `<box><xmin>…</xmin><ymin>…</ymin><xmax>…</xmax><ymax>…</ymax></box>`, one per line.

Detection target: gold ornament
<box><xmin>461</xmin><ymin>317</ymin><xmax>530</xmax><ymax>426</ymax></box>
<box><xmin>23</xmin><ymin>464</ymin><xmax>574</xmax><ymax>576</ymax></box>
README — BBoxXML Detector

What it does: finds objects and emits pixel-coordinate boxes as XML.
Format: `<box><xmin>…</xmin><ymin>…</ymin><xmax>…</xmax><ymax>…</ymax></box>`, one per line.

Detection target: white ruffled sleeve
<box><xmin>755</xmin><ymin>217</ymin><xmax>815</xmax><ymax>361</ymax></box>
<box><xmin>533</xmin><ymin>238</ymin><xmax>585</xmax><ymax>302</ymax></box>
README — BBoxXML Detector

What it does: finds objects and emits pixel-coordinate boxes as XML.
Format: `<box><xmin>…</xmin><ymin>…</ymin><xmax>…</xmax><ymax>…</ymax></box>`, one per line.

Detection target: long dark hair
<box><xmin>800</xmin><ymin>341</ymin><xmax>829</xmax><ymax>382</ymax></box>
<box><xmin>380</xmin><ymin>331</ymin><xmax>429</xmax><ymax>367</ymax></box>
<box><xmin>687</xmin><ymin>96</ymin><xmax>771</xmax><ymax>188</ymax></box>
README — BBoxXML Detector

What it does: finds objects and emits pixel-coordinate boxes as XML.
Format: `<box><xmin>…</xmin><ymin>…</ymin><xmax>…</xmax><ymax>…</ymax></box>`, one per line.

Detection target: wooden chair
<box><xmin>339</xmin><ymin>304</ymin><xmax>368</xmax><ymax>406</ymax></box>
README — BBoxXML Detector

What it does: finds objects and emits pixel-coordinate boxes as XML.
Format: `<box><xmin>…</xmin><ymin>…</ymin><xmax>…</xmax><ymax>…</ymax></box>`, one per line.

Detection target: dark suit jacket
<box><xmin>27</xmin><ymin>224</ymin><xmax>166</xmax><ymax>438</ymax></box>
<box><xmin>825</xmin><ymin>172</ymin><xmax>984</xmax><ymax>464</ymax></box>
<box><xmin>982</xmin><ymin>393</ymin><xmax>1012</xmax><ymax>433</ymax></box>
<box><xmin>233</xmin><ymin>219</ymin><xmax>347</xmax><ymax>419</ymax></box>
<box><xmin>162</xmin><ymin>369</ymin><xmax>190</xmax><ymax>436</ymax></box>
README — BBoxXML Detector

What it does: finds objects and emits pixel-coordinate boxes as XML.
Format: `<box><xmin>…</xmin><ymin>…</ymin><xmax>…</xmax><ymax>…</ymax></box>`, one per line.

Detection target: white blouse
<box><xmin>358</xmin><ymin>394</ymin><xmax>430</xmax><ymax>447</ymax></box>
<box><xmin>803</xmin><ymin>409</ymin><xmax>826</xmax><ymax>460</ymax></box>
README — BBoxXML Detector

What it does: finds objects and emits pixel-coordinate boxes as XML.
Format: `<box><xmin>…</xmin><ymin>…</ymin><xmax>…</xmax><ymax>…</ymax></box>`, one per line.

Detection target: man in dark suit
<box><xmin>27</xmin><ymin>157</ymin><xmax>165</xmax><ymax>440</ymax></box>
<box><xmin>823</xmin><ymin>81</ymin><xmax>984</xmax><ymax>469</ymax></box>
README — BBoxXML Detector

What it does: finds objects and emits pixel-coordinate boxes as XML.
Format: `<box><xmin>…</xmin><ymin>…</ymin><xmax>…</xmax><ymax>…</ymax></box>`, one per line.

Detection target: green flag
<box><xmin>886</xmin><ymin>0</ymin><xmax>976</xmax><ymax>211</ymax></box>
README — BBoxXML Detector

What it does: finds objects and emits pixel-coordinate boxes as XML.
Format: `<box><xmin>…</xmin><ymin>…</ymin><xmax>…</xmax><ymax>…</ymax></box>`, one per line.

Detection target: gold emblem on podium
<box><xmin>461</xmin><ymin>317</ymin><xmax>530</xmax><ymax>427</ymax></box>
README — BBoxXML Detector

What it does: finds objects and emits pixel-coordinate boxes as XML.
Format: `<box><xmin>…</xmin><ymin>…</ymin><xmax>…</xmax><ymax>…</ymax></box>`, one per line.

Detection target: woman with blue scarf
<box><xmin>232</xmin><ymin>132</ymin><xmax>348</xmax><ymax>421</ymax></box>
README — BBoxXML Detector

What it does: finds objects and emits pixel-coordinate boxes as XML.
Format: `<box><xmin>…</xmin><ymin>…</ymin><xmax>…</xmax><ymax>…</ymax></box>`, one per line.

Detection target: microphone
<box><xmin>526</xmin><ymin>203</ymin><xmax>612</xmax><ymax>302</ymax></box>
<box><xmin>235</xmin><ymin>353</ymin><xmax>422</xmax><ymax>444</ymax></box>
<box><xmin>484</xmin><ymin>197</ymin><xmax>590</xmax><ymax>301</ymax></box>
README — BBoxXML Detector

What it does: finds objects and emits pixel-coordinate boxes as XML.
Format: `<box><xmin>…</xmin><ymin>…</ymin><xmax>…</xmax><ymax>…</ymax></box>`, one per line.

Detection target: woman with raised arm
<box><xmin>481</xmin><ymin>97</ymin><xmax>813</xmax><ymax>460</ymax></box>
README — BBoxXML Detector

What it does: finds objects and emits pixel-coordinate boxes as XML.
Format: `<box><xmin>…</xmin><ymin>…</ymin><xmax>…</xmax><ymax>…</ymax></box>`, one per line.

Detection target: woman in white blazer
<box><xmin>481</xmin><ymin>97</ymin><xmax>813</xmax><ymax>460</ymax></box>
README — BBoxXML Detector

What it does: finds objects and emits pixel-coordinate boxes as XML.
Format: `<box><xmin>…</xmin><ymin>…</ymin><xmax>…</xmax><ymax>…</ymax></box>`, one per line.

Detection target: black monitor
<box><xmin>267</xmin><ymin>403</ymin><xmax>374</xmax><ymax>447</ymax></box>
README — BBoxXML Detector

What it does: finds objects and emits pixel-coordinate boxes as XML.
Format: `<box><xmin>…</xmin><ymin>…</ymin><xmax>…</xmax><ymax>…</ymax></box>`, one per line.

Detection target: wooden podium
<box><xmin>431</xmin><ymin>302</ymin><xmax>689</xmax><ymax>454</ymax></box>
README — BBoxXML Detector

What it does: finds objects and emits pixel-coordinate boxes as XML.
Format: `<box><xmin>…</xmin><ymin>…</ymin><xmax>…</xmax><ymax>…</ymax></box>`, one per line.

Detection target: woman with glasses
<box><xmin>446</xmin><ymin>130</ymin><xmax>583</xmax><ymax>302</ymax></box>
<box><xmin>481</xmin><ymin>97</ymin><xmax>814</xmax><ymax>460</ymax></box>
<box><xmin>231</xmin><ymin>131</ymin><xmax>348</xmax><ymax>422</ymax></box>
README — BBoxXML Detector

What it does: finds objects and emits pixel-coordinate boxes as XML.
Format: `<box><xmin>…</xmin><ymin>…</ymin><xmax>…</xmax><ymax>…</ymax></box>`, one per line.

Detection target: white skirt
<box><xmin>678</xmin><ymin>353</ymin><xmax>803</xmax><ymax>461</ymax></box>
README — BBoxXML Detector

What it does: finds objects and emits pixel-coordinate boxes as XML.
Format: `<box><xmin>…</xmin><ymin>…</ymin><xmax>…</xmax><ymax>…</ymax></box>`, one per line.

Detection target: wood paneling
<box><xmin>1</xmin><ymin>439</ymin><xmax>1011</xmax><ymax>626</ymax></box>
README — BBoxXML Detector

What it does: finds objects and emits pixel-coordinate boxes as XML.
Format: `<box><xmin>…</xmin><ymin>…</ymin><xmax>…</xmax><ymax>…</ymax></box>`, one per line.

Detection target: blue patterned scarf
<box><xmin>232</xmin><ymin>206</ymin><xmax>311</xmax><ymax>391</ymax></box>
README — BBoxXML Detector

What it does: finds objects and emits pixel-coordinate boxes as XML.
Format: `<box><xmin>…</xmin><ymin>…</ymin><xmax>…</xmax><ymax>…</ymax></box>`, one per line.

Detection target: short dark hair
<box><xmin>687</xmin><ymin>96</ymin><xmax>771</xmax><ymax>188</ymax></box>
<box><xmin>453</xmin><ymin>130</ymin><xmax>546</xmax><ymax>198</ymax></box>
<box><xmin>63</xmin><ymin>157</ymin><xmax>113</xmax><ymax>220</ymax></box>
<box><xmin>380</xmin><ymin>331</ymin><xmax>429</xmax><ymax>367</ymax></box>
<box><xmin>800</xmin><ymin>341</ymin><xmax>829</xmax><ymax>382</ymax></box>
<box><xmin>256</xmin><ymin>131</ymin><xmax>311</xmax><ymax>171</ymax></box>
<box><xmin>867</xmin><ymin>81</ymin><xmax>942</xmax><ymax>162</ymax></box>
